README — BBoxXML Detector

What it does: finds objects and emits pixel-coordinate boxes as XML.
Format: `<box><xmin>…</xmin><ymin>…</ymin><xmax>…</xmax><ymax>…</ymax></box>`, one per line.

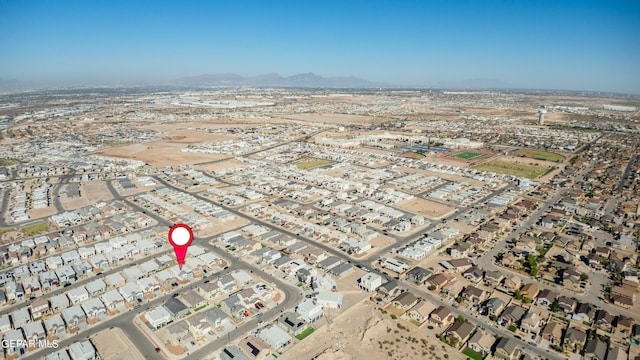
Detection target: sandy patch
<box><xmin>395</xmin><ymin>198</ymin><xmax>456</xmax><ymax>220</ymax></box>
<box><xmin>279</xmin><ymin>300</ymin><xmax>466</xmax><ymax>360</ymax></box>
<box><xmin>28</xmin><ymin>207</ymin><xmax>57</xmax><ymax>220</ymax></box>
<box><xmin>95</xmin><ymin>125</ymin><xmax>234</xmax><ymax>167</ymax></box>
<box><xmin>95</xmin><ymin>141</ymin><xmax>230</xmax><ymax>166</ymax></box>
<box><xmin>60</xmin><ymin>181</ymin><xmax>114</xmax><ymax>210</ymax></box>
<box><xmin>367</xmin><ymin>235</ymin><xmax>395</xmax><ymax>254</ymax></box>
<box><xmin>92</xmin><ymin>327</ymin><xmax>145</xmax><ymax>360</ymax></box>
<box><xmin>193</xmin><ymin>217</ymin><xmax>250</xmax><ymax>238</ymax></box>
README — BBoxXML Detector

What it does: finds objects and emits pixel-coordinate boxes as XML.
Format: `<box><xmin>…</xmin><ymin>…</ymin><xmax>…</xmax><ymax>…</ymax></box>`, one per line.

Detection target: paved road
<box><xmin>51</xmin><ymin>170</ymin><xmax>76</xmax><ymax>212</ymax></box>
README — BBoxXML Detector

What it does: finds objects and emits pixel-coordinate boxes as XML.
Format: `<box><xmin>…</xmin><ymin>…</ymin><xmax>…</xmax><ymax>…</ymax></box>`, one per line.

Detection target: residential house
<box><xmin>259</xmin><ymin>324</ymin><xmax>292</xmax><ymax>349</ymax></box>
<box><xmin>594</xmin><ymin>309</ymin><xmax>615</xmax><ymax>331</ymax></box>
<box><xmin>62</xmin><ymin>305</ymin><xmax>86</xmax><ymax>330</ymax></box>
<box><xmin>444</xmin><ymin>321</ymin><xmax>474</xmax><ymax>344</ymax></box>
<box><xmin>463</xmin><ymin>266</ymin><xmax>484</xmax><ymax>284</ymax></box>
<box><xmin>85</xmin><ymin>279</ymin><xmax>107</xmax><ymax>297</ymax></box>
<box><xmin>68</xmin><ymin>340</ymin><xmax>96</xmax><ymax>360</ymax></box>
<box><xmin>499</xmin><ymin>305</ymin><xmax>526</xmax><ymax>326</ymax></box>
<box><xmin>118</xmin><ymin>283</ymin><xmax>143</xmax><ymax>303</ymax></box>
<box><xmin>520</xmin><ymin>311</ymin><xmax>544</xmax><ymax>334</ymax></box>
<box><xmin>220</xmin><ymin>346</ymin><xmax>250</xmax><ymax>360</ymax></box>
<box><xmin>197</xmin><ymin>282</ymin><xmax>219</xmax><ymax>300</ymax></box>
<box><xmin>466</xmin><ymin>330</ymin><xmax>495</xmax><ymax>356</ymax></box>
<box><xmin>3</xmin><ymin>329</ymin><xmax>26</xmax><ymax>356</ymax></box>
<box><xmin>503</xmin><ymin>276</ymin><xmax>522</xmax><ymax>293</ymax></box>
<box><xmin>295</xmin><ymin>300</ymin><xmax>324</xmax><ymax>323</ymax></box>
<box><xmin>101</xmin><ymin>289</ymin><xmax>125</xmax><ymax>310</ymax></box>
<box><xmin>50</xmin><ymin>293</ymin><xmax>70</xmax><ymax>312</ymax></box>
<box><xmin>81</xmin><ymin>298</ymin><xmax>106</xmax><ymax>318</ymax></box>
<box><xmin>180</xmin><ymin>290</ymin><xmax>206</xmax><ymax>310</ymax></box>
<box><xmin>43</xmin><ymin>314</ymin><xmax>65</xmax><ymax>338</ymax></box>
<box><xmin>358</xmin><ymin>272</ymin><xmax>383</xmax><ymax>292</ymax></box>
<box><xmin>429</xmin><ymin>306</ymin><xmax>454</xmax><ymax>328</ymax></box>
<box><xmin>164</xmin><ymin>298</ymin><xmax>189</xmax><ymax>319</ymax></box>
<box><xmin>520</xmin><ymin>283</ymin><xmax>540</xmax><ymax>299</ymax></box>
<box><xmin>279</xmin><ymin>312</ymin><xmax>307</xmax><ymax>336</ymax></box>
<box><xmin>29</xmin><ymin>297</ymin><xmax>50</xmax><ymax>320</ymax></box>
<box><xmin>563</xmin><ymin>327</ymin><xmax>587</xmax><ymax>352</ymax></box>
<box><xmin>461</xmin><ymin>286</ymin><xmax>487</xmax><ymax>304</ymax></box>
<box><xmin>575</xmin><ymin>303</ymin><xmax>597</xmax><ymax>323</ymax></box>
<box><xmin>426</xmin><ymin>273</ymin><xmax>452</xmax><ymax>290</ymax></box>
<box><xmin>10</xmin><ymin>308</ymin><xmax>30</xmax><ymax>328</ymax></box>
<box><xmin>541</xmin><ymin>321</ymin><xmax>564</xmax><ymax>345</ymax></box>
<box><xmin>391</xmin><ymin>291</ymin><xmax>419</xmax><ymax>312</ymax></box>
<box><xmin>0</xmin><ymin>314</ymin><xmax>10</xmax><ymax>333</ymax></box>
<box><xmin>406</xmin><ymin>300</ymin><xmax>432</xmax><ymax>324</ymax></box>
<box><xmin>484</xmin><ymin>270</ymin><xmax>504</xmax><ymax>286</ymax></box>
<box><xmin>166</xmin><ymin>321</ymin><xmax>190</xmax><ymax>345</ymax></box>
<box><xmin>238</xmin><ymin>336</ymin><xmax>269</xmax><ymax>359</ymax></box>
<box><xmin>606</xmin><ymin>346</ymin><xmax>626</xmax><ymax>360</ymax></box>
<box><xmin>146</xmin><ymin>306</ymin><xmax>171</xmax><ymax>329</ymax></box>
<box><xmin>557</xmin><ymin>296</ymin><xmax>577</xmax><ymax>313</ymax></box>
<box><xmin>583</xmin><ymin>338</ymin><xmax>608</xmax><ymax>360</ymax></box>
<box><xmin>537</xmin><ymin>289</ymin><xmax>558</xmax><ymax>306</ymax></box>
<box><xmin>494</xmin><ymin>337</ymin><xmax>521</xmax><ymax>360</ymax></box>
<box><xmin>483</xmin><ymin>297</ymin><xmax>506</xmax><ymax>318</ymax></box>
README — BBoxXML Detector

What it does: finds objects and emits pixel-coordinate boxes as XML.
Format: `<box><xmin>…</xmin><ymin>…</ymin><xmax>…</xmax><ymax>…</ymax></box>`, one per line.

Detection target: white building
<box><xmin>359</xmin><ymin>272</ymin><xmax>384</xmax><ymax>292</ymax></box>
<box><xmin>146</xmin><ymin>306</ymin><xmax>171</xmax><ymax>329</ymax></box>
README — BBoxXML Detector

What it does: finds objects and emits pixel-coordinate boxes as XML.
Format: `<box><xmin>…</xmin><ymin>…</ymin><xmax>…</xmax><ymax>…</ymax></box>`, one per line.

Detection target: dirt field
<box><xmin>395</xmin><ymin>198</ymin><xmax>456</xmax><ymax>220</ymax></box>
<box><xmin>279</xmin><ymin>300</ymin><xmax>467</xmax><ymax>360</ymax></box>
<box><xmin>59</xmin><ymin>181</ymin><xmax>114</xmax><ymax>210</ymax></box>
<box><xmin>95</xmin><ymin>125</ymin><xmax>233</xmax><ymax>166</ymax></box>
<box><xmin>92</xmin><ymin>327</ymin><xmax>145</xmax><ymax>360</ymax></box>
<box><xmin>194</xmin><ymin>217</ymin><xmax>250</xmax><ymax>238</ymax></box>
<box><xmin>27</xmin><ymin>206</ymin><xmax>57</xmax><ymax>220</ymax></box>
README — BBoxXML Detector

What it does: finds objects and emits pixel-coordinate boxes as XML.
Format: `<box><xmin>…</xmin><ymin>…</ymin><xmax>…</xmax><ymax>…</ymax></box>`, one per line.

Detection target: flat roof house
<box><xmin>259</xmin><ymin>324</ymin><xmax>292</xmax><ymax>349</ymax></box>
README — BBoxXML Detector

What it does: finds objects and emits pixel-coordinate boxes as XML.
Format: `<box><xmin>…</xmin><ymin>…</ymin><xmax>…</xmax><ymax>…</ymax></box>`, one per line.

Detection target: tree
<box><xmin>580</xmin><ymin>273</ymin><xmax>589</xmax><ymax>281</ymax></box>
<box><xmin>550</xmin><ymin>301</ymin><xmax>560</xmax><ymax>312</ymax></box>
<box><xmin>514</xmin><ymin>289</ymin><xmax>523</xmax><ymax>301</ymax></box>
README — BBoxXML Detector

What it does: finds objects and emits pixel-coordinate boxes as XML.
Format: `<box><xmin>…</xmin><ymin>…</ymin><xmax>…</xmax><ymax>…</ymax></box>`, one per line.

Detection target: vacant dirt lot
<box><xmin>95</xmin><ymin>125</ymin><xmax>234</xmax><ymax>166</ymax></box>
<box><xmin>280</xmin><ymin>300</ymin><xmax>466</xmax><ymax>360</ymax></box>
<box><xmin>395</xmin><ymin>198</ymin><xmax>456</xmax><ymax>220</ymax></box>
<box><xmin>92</xmin><ymin>328</ymin><xmax>145</xmax><ymax>360</ymax></box>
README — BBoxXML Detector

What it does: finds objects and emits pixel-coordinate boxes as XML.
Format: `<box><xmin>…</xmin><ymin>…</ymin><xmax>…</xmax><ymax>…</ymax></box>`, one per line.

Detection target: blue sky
<box><xmin>1</xmin><ymin>0</ymin><xmax>639</xmax><ymax>93</ymax></box>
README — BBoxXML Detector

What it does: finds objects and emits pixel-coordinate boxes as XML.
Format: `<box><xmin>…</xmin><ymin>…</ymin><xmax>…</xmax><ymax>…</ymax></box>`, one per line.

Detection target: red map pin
<box><xmin>168</xmin><ymin>224</ymin><xmax>193</xmax><ymax>270</ymax></box>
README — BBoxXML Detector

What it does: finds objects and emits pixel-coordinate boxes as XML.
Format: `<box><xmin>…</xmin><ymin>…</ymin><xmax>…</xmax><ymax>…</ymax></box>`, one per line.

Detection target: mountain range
<box><xmin>166</xmin><ymin>72</ymin><xmax>389</xmax><ymax>88</ymax></box>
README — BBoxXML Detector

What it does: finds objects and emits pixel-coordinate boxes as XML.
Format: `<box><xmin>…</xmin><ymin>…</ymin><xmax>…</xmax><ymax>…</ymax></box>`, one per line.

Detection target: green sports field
<box><xmin>449</xmin><ymin>151</ymin><xmax>486</xmax><ymax>160</ymax></box>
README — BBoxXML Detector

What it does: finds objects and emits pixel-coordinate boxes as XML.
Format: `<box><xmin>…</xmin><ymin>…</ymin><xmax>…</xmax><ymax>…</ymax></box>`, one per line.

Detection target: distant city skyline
<box><xmin>1</xmin><ymin>0</ymin><xmax>639</xmax><ymax>93</ymax></box>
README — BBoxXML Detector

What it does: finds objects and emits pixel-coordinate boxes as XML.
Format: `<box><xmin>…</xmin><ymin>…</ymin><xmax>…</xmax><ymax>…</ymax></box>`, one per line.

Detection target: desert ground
<box><xmin>395</xmin><ymin>197</ymin><xmax>456</xmax><ymax>220</ymax></box>
<box><xmin>59</xmin><ymin>181</ymin><xmax>114</xmax><ymax>210</ymax></box>
<box><xmin>95</xmin><ymin>125</ymin><xmax>233</xmax><ymax>166</ymax></box>
<box><xmin>91</xmin><ymin>327</ymin><xmax>145</xmax><ymax>360</ymax></box>
<box><xmin>279</xmin><ymin>300</ymin><xmax>466</xmax><ymax>360</ymax></box>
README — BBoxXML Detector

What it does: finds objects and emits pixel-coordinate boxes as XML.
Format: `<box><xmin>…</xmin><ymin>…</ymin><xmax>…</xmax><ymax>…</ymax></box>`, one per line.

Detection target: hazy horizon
<box><xmin>1</xmin><ymin>1</ymin><xmax>639</xmax><ymax>94</ymax></box>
